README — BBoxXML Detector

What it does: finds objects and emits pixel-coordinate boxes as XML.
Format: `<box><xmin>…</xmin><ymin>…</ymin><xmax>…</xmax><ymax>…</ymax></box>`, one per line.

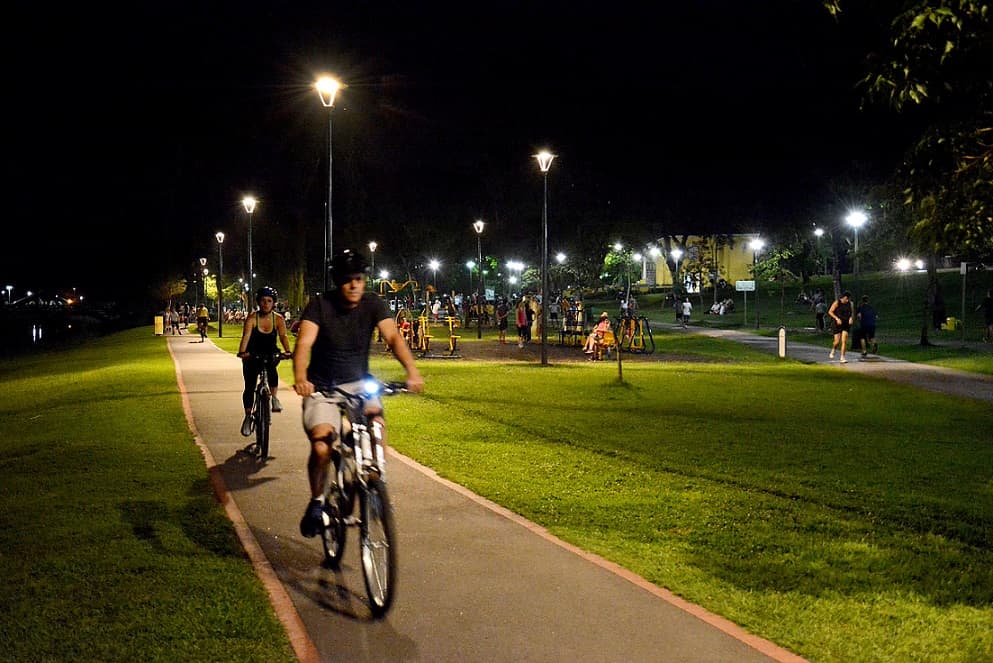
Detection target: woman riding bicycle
<box><xmin>237</xmin><ymin>286</ymin><xmax>293</xmax><ymax>437</ymax></box>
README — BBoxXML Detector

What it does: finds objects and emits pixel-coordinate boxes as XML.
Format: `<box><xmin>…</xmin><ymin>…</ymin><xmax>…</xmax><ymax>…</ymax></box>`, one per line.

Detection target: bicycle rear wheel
<box><xmin>255</xmin><ymin>391</ymin><xmax>270</xmax><ymax>459</ymax></box>
<box><xmin>360</xmin><ymin>478</ymin><xmax>396</xmax><ymax>617</ymax></box>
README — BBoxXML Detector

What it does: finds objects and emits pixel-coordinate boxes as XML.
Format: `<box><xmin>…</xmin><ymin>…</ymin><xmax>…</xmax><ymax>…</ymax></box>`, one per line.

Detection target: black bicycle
<box><xmin>244</xmin><ymin>351</ymin><xmax>289</xmax><ymax>459</ymax></box>
<box><xmin>318</xmin><ymin>378</ymin><xmax>406</xmax><ymax>618</ymax></box>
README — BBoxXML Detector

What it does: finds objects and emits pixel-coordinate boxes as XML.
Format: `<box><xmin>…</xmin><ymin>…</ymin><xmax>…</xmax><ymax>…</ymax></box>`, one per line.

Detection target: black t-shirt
<box><xmin>301</xmin><ymin>292</ymin><xmax>392</xmax><ymax>386</ymax></box>
<box><xmin>857</xmin><ymin>304</ymin><xmax>876</xmax><ymax>328</ymax></box>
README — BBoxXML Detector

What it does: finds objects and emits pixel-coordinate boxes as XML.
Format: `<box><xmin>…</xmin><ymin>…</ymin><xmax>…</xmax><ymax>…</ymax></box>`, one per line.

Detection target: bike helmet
<box><xmin>256</xmin><ymin>286</ymin><xmax>278</xmax><ymax>303</ymax></box>
<box><xmin>330</xmin><ymin>249</ymin><xmax>369</xmax><ymax>285</ymax></box>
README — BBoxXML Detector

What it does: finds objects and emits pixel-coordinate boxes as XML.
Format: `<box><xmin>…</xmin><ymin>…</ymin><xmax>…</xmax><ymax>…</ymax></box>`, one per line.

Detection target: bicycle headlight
<box><xmin>363</xmin><ymin>379</ymin><xmax>381</xmax><ymax>396</ymax></box>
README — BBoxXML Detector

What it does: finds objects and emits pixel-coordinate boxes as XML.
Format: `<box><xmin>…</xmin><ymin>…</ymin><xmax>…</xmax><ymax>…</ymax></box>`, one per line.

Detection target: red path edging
<box><xmin>391</xmin><ymin>450</ymin><xmax>810</xmax><ymax>663</ymax></box>
<box><xmin>168</xmin><ymin>341</ymin><xmax>321</xmax><ymax>663</ymax></box>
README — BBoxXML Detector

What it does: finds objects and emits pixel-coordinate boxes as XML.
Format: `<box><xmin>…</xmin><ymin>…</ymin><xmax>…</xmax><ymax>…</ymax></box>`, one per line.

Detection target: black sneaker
<box><xmin>299</xmin><ymin>499</ymin><xmax>324</xmax><ymax>538</ymax></box>
<box><xmin>240</xmin><ymin>414</ymin><xmax>253</xmax><ymax>437</ymax></box>
<box><xmin>271</xmin><ymin>395</ymin><xmax>282</xmax><ymax>413</ymax></box>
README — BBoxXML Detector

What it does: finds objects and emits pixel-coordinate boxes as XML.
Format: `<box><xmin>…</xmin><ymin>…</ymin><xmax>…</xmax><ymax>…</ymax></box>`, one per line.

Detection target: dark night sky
<box><xmin>5</xmin><ymin>1</ymin><xmax>915</xmax><ymax>303</ymax></box>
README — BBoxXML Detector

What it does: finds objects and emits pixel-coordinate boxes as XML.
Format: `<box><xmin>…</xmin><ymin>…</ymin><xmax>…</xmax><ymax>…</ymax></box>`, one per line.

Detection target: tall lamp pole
<box><xmin>749</xmin><ymin>238</ymin><xmax>765</xmax><ymax>329</ymax></box>
<box><xmin>473</xmin><ymin>219</ymin><xmax>485</xmax><ymax>339</ymax></box>
<box><xmin>846</xmin><ymin>210</ymin><xmax>867</xmax><ymax>299</ymax></box>
<box><xmin>215</xmin><ymin>232</ymin><xmax>225</xmax><ymax>338</ymax></box>
<box><xmin>242</xmin><ymin>195</ymin><xmax>257</xmax><ymax>305</ymax></box>
<box><xmin>316</xmin><ymin>76</ymin><xmax>342</xmax><ymax>292</ymax></box>
<box><xmin>534</xmin><ymin>150</ymin><xmax>556</xmax><ymax>366</ymax></box>
<box><xmin>199</xmin><ymin>258</ymin><xmax>207</xmax><ymax>311</ymax></box>
<box><xmin>368</xmin><ymin>241</ymin><xmax>377</xmax><ymax>278</ymax></box>
<box><xmin>670</xmin><ymin>248</ymin><xmax>683</xmax><ymax>294</ymax></box>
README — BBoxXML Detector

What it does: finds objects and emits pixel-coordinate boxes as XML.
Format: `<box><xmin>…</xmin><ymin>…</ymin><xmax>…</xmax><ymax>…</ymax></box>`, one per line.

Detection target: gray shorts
<box><xmin>302</xmin><ymin>380</ymin><xmax>383</xmax><ymax>437</ymax></box>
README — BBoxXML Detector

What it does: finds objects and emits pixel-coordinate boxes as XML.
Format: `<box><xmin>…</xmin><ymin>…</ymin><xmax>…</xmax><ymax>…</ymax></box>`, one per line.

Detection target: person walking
<box><xmin>496</xmin><ymin>298</ymin><xmax>509</xmax><ymax>344</ymax></box>
<box><xmin>856</xmin><ymin>295</ymin><xmax>878</xmax><ymax>357</ymax></box>
<box><xmin>515</xmin><ymin>299</ymin><xmax>528</xmax><ymax>348</ymax></box>
<box><xmin>977</xmin><ymin>289</ymin><xmax>993</xmax><ymax>343</ymax></box>
<box><xmin>293</xmin><ymin>249</ymin><xmax>423</xmax><ymax>538</ymax></box>
<box><xmin>828</xmin><ymin>291</ymin><xmax>854</xmax><ymax>363</ymax></box>
<box><xmin>680</xmin><ymin>298</ymin><xmax>692</xmax><ymax>328</ymax></box>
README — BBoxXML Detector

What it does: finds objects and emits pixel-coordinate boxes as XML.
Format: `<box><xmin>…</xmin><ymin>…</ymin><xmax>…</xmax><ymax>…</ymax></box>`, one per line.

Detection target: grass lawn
<box><xmin>4</xmin><ymin>325</ymin><xmax>991</xmax><ymax>662</ymax></box>
<box><xmin>0</xmin><ymin>329</ymin><xmax>295</xmax><ymax>662</ymax></box>
<box><xmin>374</xmin><ymin>350</ymin><xmax>993</xmax><ymax>662</ymax></box>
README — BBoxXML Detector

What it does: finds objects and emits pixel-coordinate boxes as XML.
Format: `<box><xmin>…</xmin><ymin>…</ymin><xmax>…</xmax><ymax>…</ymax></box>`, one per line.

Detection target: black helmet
<box><xmin>256</xmin><ymin>286</ymin><xmax>278</xmax><ymax>303</ymax></box>
<box><xmin>330</xmin><ymin>249</ymin><xmax>369</xmax><ymax>285</ymax></box>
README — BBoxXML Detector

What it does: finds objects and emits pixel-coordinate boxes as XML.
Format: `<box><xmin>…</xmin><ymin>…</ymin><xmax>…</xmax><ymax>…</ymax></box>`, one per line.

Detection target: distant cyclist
<box><xmin>196</xmin><ymin>304</ymin><xmax>210</xmax><ymax>341</ymax></box>
<box><xmin>293</xmin><ymin>249</ymin><xmax>424</xmax><ymax>538</ymax></box>
<box><xmin>237</xmin><ymin>286</ymin><xmax>292</xmax><ymax>436</ymax></box>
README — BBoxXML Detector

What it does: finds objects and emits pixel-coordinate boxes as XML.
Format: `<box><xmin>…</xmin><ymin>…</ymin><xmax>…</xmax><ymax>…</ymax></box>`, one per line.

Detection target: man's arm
<box><xmin>292</xmin><ymin>320</ymin><xmax>320</xmax><ymax>397</ymax></box>
<box><xmin>828</xmin><ymin>300</ymin><xmax>840</xmax><ymax>322</ymax></box>
<box><xmin>378</xmin><ymin>318</ymin><xmax>424</xmax><ymax>392</ymax></box>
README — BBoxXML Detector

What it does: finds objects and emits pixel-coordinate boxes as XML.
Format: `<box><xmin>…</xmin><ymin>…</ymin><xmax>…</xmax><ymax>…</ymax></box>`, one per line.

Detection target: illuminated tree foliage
<box><xmin>834</xmin><ymin>0</ymin><xmax>993</xmax><ymax>256</ymax></box>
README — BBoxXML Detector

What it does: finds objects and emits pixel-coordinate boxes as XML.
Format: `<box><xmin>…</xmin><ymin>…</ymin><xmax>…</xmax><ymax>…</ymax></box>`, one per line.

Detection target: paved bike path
<box><xmin>167</xmin><ymin>336</ymin><xmax>801</xmax><ymax>663</ymax></box>
<box><xmin>662</xmin><ymin>323</ymin><xmax>993</xmax><ymax>403</ymax></box>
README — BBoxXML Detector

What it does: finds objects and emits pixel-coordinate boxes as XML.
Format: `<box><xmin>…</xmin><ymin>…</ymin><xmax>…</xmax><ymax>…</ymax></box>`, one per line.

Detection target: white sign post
<box><xmin>736</xmin><ymin>281</ymin><xmax>755</xmax><ymax>325</ymax></box>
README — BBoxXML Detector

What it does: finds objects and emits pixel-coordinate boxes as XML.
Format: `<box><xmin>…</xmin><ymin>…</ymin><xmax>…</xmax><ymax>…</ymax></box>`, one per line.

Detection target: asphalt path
<box><xmin>660</xmin><ymin>323</ymin><xmax>993</xmax><ymax>403</ymax></box>
<box><xmin>167</xmin><ymin>335</ymin><xmax>803</xmax><ymax>663</ymax></box>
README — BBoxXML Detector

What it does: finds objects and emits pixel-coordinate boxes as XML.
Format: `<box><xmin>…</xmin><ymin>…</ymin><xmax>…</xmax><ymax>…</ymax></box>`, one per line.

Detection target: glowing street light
<box><xmin>670</xmin><ymin>248</ymin><xmax>684</xmax><ymax>293</ymax></box>
<box><xmin>534</xmin><ymin>150</ymin><xmax>556</xmax><ymax>366</ymax></box>
<box><xmin>242</xmin><ymin>195</ymin><xmax>257</xmax><ymax>303</ymax></box>
<box><xmin>466</xmin><ymin>260</ymin><xmax>476</xmax><ymax>296</ymax></box>
<box><xmin>5</xmin><ymin>285</ymin><xmax>11</xmax><ymax>303</ymax></box>
<box><xmin>215</xmin><ymin>231</ymin><xmax>225</xmax><ymax>338</ymax></box>
<box><xmin>473</xmin><ymin>219</ymin><xmax>485</xmax><ymax>339</ymax></box>
<box><xmin>845</xmin><ymin>210</ymin><xmax>868</xmax><ymax>275</ymax></box>
<box><xmin>316</xmin><ymin>75</ymin><xmax>343</xmax><ymax>291</ymax></box>
<box><xmin>428</xmin><ymin>259</ymin><xmax>440</xmax><ymax>294</ymax></box>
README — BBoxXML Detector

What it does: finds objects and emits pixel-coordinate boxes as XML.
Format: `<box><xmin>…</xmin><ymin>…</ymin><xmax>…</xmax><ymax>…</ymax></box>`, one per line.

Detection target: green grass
<box><xmin>0</xmin><ymin>329</ymin><xmax>295</xmax><ymax>662</ymax></box>
<box><xmin>377</xmin><ymin>356</ymin><xmax>993</xmax><ymax>663</ymax></box>
<box><xmin>6</xmin><ymin>326</ymin><xmax>991</xmax><ymax>662</ymax></box>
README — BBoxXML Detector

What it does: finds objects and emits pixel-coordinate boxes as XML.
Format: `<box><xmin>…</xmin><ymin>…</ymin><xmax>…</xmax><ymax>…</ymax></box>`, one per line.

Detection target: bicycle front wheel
<box><xmin>255</xmin><ymin>394</ymin><xmax>270</xmax><ymax>459</ymax></box>
<box><xmin>360</xmin><ymin>478</ymin><xmax>396</xmax><ymax>617</ymax></box>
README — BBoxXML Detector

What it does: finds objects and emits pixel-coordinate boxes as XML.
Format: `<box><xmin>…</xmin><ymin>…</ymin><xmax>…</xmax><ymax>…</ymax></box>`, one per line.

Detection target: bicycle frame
<box><xmin>318</xmin><ymin>378</ymin><xmax>405</xmax><ymax>617</ymax></box>
<box><xmin>249</xmin><ymin>353</ymin><xmax>284</xmax><ymax>459</ymax></box>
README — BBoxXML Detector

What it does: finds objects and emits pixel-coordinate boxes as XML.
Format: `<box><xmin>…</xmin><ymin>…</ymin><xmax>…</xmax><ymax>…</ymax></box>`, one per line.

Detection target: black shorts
<box><xmin>835</xmin><ymin>320</ymin><xmax>851</xmax><ymax>333</ymax></box>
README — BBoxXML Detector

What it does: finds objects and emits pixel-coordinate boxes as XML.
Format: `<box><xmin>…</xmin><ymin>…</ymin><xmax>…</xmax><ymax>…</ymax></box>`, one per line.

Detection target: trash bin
<box><xmin>154</xmin><ymin>315</ymin><xmax>165</xmax><ymax>336</ymax></box>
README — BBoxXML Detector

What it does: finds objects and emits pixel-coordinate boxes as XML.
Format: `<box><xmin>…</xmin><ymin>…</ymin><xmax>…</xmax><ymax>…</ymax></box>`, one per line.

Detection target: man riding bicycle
<box><xmin>293</xmin><ymin>249</ymin><xmax>424</xmax><ymax>538</ymax></box>
<box><xmin>196</xmin><ymin>304</ymin><xmax>210</xmax><ymax>341</ymax></box>
<box><xmin>237</xmin><ymin>286</ymin><xmax>293</xmax><ymax>437</ymax></box>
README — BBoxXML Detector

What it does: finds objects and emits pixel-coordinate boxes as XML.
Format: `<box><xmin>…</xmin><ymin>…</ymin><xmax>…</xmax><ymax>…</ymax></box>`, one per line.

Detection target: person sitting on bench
<box><xmin>583</xmin><ymin>312</ymin><xmax>612</xmax><ymax>355</ymax></box>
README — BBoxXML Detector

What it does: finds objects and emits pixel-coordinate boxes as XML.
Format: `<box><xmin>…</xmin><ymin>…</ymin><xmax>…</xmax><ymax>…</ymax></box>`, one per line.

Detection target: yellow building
<box><xmin>642</xmin><ymin>234</ymin><xmax>761</xmax><ymax>292</ymax></box>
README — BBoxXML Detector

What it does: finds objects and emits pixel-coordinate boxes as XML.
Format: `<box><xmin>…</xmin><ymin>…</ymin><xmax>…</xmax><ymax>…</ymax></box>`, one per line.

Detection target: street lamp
<box><xmin>534</xmin><ymin>150</ymin><xmax>556</xmax><ymax>366</ymax></box>
<box><xmin>215</xmin><ymin>231</ymin><xmax>225</xmax><ymax>338</ymax></box>
<box><xmin>429</xmin><ymin>259</ymin><xmax>440</xmax><ymax>295</ymax></box>
<box><xmin>5</xmin><ymin>285</ymin><xmax>11</xmax><ymax>303</ymax></box>
<box><xmin>242</xmin><ymin>195</ymin><xmax>257</xmax><ymax>303</ymax></box>
<box><xmin>813</xmin><ymin>227</ymin><xmax>825</xmax><ymax>275</ymax></box>
<box><xmin>473</xmin><ymin>219</ymin><xmax>485</xmax><ymax>339</ymax></box>
<box><xmin>466</xmin><ymin>260</ymin><xmax>476</xmax><ymax>295</ymax></box>
<box><xmin>749</xmin><ymin>238</ymin><xmax>765</xmax><ymax>329</ymax></box>
<box><xmin>670</xmin><ymin>248</ymin><xmax>683</xmax><ymax>293</ymax></box>
<box><xmin>316</xmin><ymin>75</ymin><xmax>342</xmax><ymax>292</ymax></box>
<box><xmin>845</xmin><ymin>210</ymin><xmax>867</xmax><ymax>276</ymax></box>
<box><xmin>368</xmin><ymin>241</ymin><xmax>377</xmax><ymax>274</ymax></box>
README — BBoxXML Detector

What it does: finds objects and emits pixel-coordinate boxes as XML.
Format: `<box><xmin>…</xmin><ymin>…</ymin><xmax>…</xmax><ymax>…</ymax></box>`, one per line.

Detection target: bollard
<box><xmin>778</xmin><ymin>325</ymin><xmax>787</xmax><ymax>358</ymax></box>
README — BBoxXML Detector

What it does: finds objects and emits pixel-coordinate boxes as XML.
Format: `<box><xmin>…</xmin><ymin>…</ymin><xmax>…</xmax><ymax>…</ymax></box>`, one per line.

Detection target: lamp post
<box><xmin>466</xmin><ymin>261</ymin><xmax>475</xmax><ymax>296</ymax></box>
<box><xmin>670</xmin><ymin>248</ymin><xmax>683</xmax><ymax>294</ymax></box>
<box><xmin>749</xmin><ymin>238</ymin><xmax>765</xmax><ymax>329</ymax></box>
<box><xmin>316</xmin><ymin>76</ymin><xmax>342</xmax><ymax>292</ymax></box>
<box><xmin>242</xmin><ymin>195</ymin><xmax>257</xmax><ymax>304</ymax></box>
<box><xmin>368</xmin><ymin>241</ymin><xmax>377</xmax><ymax>276</ymax></box>
<box><xmin>534</xmin><ymin>150</ymin><xmax>556</xmax><ymax>366</ymax></box>
<box><xmin>813</xmin><ymin>227</ymin><xmax>825</xmax><ymax>275</ymax></box>
<box><xmin>199</xmin><ymin>257</ymin><xmax>207</xmax><ymax>307</ymax></box>
<box><xmin>4</xmin><ymin>285</ymin><xmax>11</xmax><ymax>304</ymax></box>
<box><xmin>473</xmin><ymin>219</ymin><xmax>485</xmax><ymax>339</ymax></box>
<box><xmin>215</xmin><ymin>232</ymin><xmax>225</xmax><ymax>338</ymax></box>
<box><xmin>845</xmin><ymin>211</ymin><xmax>867</xmax><ymax>276</ymax></box>
<box><xmin>429</xmin><ymin>259</ymin><xmax>440</xmax><ymax>296</ymax></box>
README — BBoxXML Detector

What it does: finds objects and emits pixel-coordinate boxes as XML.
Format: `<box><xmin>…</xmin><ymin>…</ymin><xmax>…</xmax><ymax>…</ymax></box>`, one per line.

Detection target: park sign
<box><xmin>735</xmin><ymin>280</ymin><xmax>755</xmax><ymax>292</ymax></box>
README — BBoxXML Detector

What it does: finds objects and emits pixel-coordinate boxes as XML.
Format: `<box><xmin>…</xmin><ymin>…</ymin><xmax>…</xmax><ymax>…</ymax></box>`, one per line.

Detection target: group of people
<box><xmin>164</xmin><ymin>304</ymin><xmax>210</xmax><ymax>337</ymax></box>
<box><xmin>827</xmin><ymin>291</ymin><xmax>877</xmax><ymax>363</ymax></box>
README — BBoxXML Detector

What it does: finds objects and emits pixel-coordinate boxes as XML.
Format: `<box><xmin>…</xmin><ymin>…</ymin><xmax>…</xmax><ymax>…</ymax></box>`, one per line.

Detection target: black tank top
<box><xmin>246</xmin><ymin>311</ymin><xmax>278</xmax><ymax>356</ymax></box>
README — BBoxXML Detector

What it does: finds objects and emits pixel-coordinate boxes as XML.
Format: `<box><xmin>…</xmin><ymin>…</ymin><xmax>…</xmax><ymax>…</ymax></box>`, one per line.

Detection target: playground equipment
<box><xmin>619</xmin><ymin>315</ymin><xmax>655</xmax><ymax>354</ymax></box>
